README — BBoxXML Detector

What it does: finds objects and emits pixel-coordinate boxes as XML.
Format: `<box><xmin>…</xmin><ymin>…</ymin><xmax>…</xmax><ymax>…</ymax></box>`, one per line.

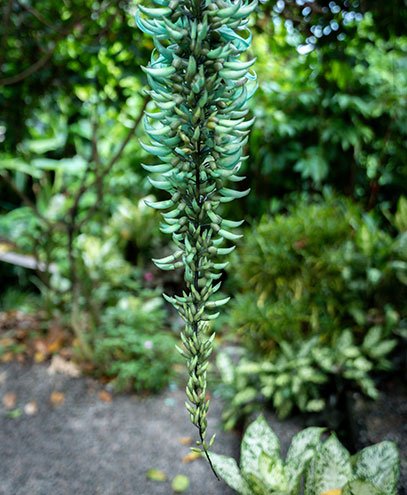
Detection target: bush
<box><xmin>229</xmin><ymin>196</ymin><xmax>406</xmax><ymax>354</ymax></box>
<box><xmin>218</xmin><ymin>328</ymin><xmax>397</xmax><ymax>425</ymax></box>
<box><xmin>0</xmin><ymin>154</ymin><xmax>175</xmax><ymax>392</ymax></box>
<box><xmin>220</xmin><ymin>196</ymin><xmax>406</xmax><ymax>421</ymax></box>
<box><xmin>94</xmin><ymin>295</ymin><xmax>178</xmax><ymax>392</ymax></box>
<box><xmin>245</xmin><ymin>13</ymin><xmax>407</xmax><ymax>214</ymax></box>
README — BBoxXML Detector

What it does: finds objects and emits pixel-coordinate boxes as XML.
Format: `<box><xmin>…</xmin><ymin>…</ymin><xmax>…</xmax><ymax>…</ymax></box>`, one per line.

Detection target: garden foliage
<box><xmin>0</xmin><ymin>0</ymin><xmax>406</xmax><ymax>455</ymax></box>
<box><xmin>246</xmin><ymin>11</ymin><xmax>407</xmax><ymax>215</ymax></box>
<box><xmin>218</xmin><ymin>196</ymin><xmax>406</xmax><ymax>423</ymax></box>
<box><xmin>230</xmin><ymin>197</ymin><xmax>406</xmax><ymax>354</ymax></box>
<box><xmin>0</xmin><ymin>98</ymin><xmax>177</xmax><ymax>388</ymax></box>
<box><xmin>95</xmin><ymin>295</ymin><xmax>178</xmax><ymax>392</ymax></box>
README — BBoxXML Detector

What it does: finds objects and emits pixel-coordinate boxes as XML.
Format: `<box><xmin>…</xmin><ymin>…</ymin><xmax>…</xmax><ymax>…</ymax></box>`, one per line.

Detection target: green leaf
<box><xmin>352</xmin><ymin>441</ymin><xmax>399</xmax><ymax>494</ymax></box>
<box><xmin>210</xmin><ymin>453</ymin><xmax>251</xmax><ymax>495</ymax></box>
<box><xmin>0</xmin><ymin>157</ymin><xmax>43</xmax><ymax>178</ymax></box>
<box><xmin>216</xmin><ymin>353</ymin><xmax>235</xmax><ymax>385</ymax></box>
<box><xmin>31</xmin><ymin>156</ymin><xmax>87</xmax><ymax>175</ymax></box>
<box><xmin>286</xmin><ymin>427</ymin><xmax>325</xmax><ymax>489</ymax></box>
<box><xmin>241</xmin><ymin>416</ymin><xmax>280</xmax><ymax>479</ymax></box>
<box><xmin>146</xmin><ymin>468</ymin><xmax>167</xmax><ymax>481</ymax></box>
<box><xmin>362</xmin><ymin>326</ymin><xmax>382</xmax><ymax>350</ymax></box>
<box><xmin>22</xmin><ymin>132</ymin><xmax>67</xmax><ymax>154</ymax></box>
<box><xmin>342</xmin><ymin>479</ymin><xmax>384</xmax><ymax>495</ymax></box>
<box><xmin>394</xmin><ymin>196</ymin><xmax>407</xmax><ymax>232</ymax></box>
<box><xmin>244</xmin><ymin>472</ymin><xmax>269</xmax><ymax>495</ymax></box>
<box><xmin>233</xmin><ymin>387</ymin><xmax>258</xmax><ymax>405</ymax></box>
<box><xmin>294</xmin><ymin>147</ymin><xmax>329</xmax><ymax>185</ymax></box>
<box><xmin>6</xmin><ymin>408</ymin><xmax>23</xmax><ymax>419</ymax></box>
<box><xmin>258</xmin><ymin>451</ymin><xmax>288</xmax><ymax>491</ymax></box>
<box><xmin>171</xmin><ymin>474</ymin><xmax>190</xmax><ymax>493</ymax></box>
<box><xmin>305</xmin><ymin>435</ymin><xmax>352</xmax><ymax>495</ymax></box>
<box><xmin>367</xmin><ymin>340</ymin><xmax>397</xmax><ymax>359</ymax></box>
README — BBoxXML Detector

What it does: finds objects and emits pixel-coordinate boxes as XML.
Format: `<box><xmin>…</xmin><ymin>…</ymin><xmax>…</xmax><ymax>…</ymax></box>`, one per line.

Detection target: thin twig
<box><xmin>76</xmin><ymin>95</ymin><xmax>150</xmax><ymax>230</ymax></box>
<box><xmin>0</xmin><ymin>49</ymin><xmax>56</xmax><ymax>86</ymax></box>
<box><xmin>0</xmin><ymin>0</ymin><xmax>14</xmax><ymax>69</ymax></box>
<box><xmin>91</xmin><ymin>118</ymin><xmax>103</xmax><ymax>201</ymax></box>
<box><xmin>16</xmin><ymin>0</ymin><xmax>55</xmax><ymax>29</ymax></box>
<box><xmin>0</xmin><ymin>172</ymin><xmax>54</xmax><ymax>228</ymax></box>
<box><xmin>0</xmin><ymin>1</ymin><xmax>114</xmax><ymax>86</ymax></box>
<box><xmin>106</xmin><ymin>96</ymin><xmax>150</xmax><ymax>173</ymax></box>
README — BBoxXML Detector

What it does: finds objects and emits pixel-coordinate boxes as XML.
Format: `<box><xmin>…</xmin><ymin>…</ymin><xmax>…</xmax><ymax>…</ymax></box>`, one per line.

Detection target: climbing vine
<box><xmin>136</xmin><ymin>0</ymin><xmax>257</xmax><ymax>468</ymax></box>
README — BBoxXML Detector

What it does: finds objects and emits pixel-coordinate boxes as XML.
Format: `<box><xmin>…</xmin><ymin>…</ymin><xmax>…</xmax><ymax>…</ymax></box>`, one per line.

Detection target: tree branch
<box><xmin>76</xmin><ymin>95</ymin><xmax>150</xmax><ymax>229</ymax></box>
<box><xmin>0</xmin><ymin>0</ymin><xmax>14</xmax><ymax>69</ymax></box>
<box><xmin>0</xmin><ymin>1</ymin><xmax>113</xmax><ymax>87</ymax></box>
<box><xmin>0</xmin><ymin>172</ymin><xmax>53</xmax><ymax>228</ymax></box>
<box><xmin>0</xmin><ymin>48</ymin><xmax>56</xmax><ymax>86</ymax></box>
<box><xmin>15</xmin><ymin>0</ymin><xmax>55</xmax><ymax>29</ymax></box>
<box><xmin>105</xmin><ymin>95</ymin><xmax>150</xmax><ymax>173</ymax></box>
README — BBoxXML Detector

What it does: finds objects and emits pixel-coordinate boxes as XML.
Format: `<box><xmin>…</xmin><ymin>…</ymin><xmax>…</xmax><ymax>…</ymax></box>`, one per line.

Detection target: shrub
<box><xmin>94</xmin><ymin>295</ymin><xmax>178</xmax><ymax>392</ymax></box>
<box><xmin>218</xmin><ymin>327</ymin><xmax>397</xmax><ymax>425</ymax></box>
<box><xmin>219</xmin><ymin>196</ymin><xmax>406</xmax><ymax>422</ymax></box>
<box><xmin>0</xmin><ymin>90</ymin><xmax>153</xmax><ymax>359</ymax></box>
<box><xmin>229</xmin><ymin>196</ymin><xmax>406</xmax><ymax>355</ymax></box>
<box><xmin>0</xmin><ymin>156</ymin><xmax>175</xmax><ymax>392</ymax></box>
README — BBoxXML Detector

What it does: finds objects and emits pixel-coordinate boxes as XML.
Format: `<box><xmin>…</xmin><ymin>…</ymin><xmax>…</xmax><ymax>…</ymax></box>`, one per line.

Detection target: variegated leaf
<box><xmin>342</xmin><ymin>479</ymin><xmax>384</xmax><ymax>495</ymax></box>
<box><xmin>286</xmin><ymin>427</ymin><xmax>325</xmax><ymax>490</ymax></box>
<box><xmin>352</xmin><ymin>441</ymin><xmax>399</xmax><ymax>495</ymax></box>
<box><xmin>241</xmin><ymin>416</ymin><xmax>280</xmax><ymax>479</ymax></box>
<box><xmin>210</xmin><ymin>453</ymin><xmax>252</xmax><ymax>495</ymax></box>
<box><xmin>258</xmin><ymin>451</ymin><xmax>288</xmax><ymax>492</ymax></box>
<box><xmin>305</xmin><ymin>435</ymin><xmax>352</xmax><ymax>495</ymax></box>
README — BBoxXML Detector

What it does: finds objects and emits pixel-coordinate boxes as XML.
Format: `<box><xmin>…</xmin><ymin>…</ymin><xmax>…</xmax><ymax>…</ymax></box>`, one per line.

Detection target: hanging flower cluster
<box><xmin>136</xmin><ymin>0</ymin><xmax>257</xmax><ymax>466</ymax></box>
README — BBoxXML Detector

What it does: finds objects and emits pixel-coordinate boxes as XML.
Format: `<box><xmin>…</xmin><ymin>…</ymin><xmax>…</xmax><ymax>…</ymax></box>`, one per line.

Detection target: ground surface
<box><xmin>0</xmin><ymin>362</ymin><xmax>239</xmax><ymax>495</ymax></box>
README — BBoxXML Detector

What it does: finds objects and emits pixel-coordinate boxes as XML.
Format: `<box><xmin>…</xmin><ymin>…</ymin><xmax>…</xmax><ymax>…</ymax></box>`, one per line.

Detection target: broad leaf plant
<box><xmin>211</xmin><ymin>416</ymin><xmax>400</xmax><ymax>495</ymax></box>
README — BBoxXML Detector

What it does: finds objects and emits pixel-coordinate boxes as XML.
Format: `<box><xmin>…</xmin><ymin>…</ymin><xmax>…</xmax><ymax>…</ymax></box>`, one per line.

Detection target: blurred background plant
<box><xmin>217</xmin><ymin>195</ymin><xmax>406</xmax><ymax>427</ymax></box>
<box><xmin>0</xmin><ymin>0</ymin><xmax>406</xmax><ymax>404</ymax></box>
<box><xmin>0</xmin><ymin>0</ymin><xmax>178</xmax><ymax>389</ymax></box>
<box><xmin>229</xmin><ymin>196</ymin><xmax>406</xmax><ymax>354</ymax></box>
<box><xmin>243</xmin><ymin>3</ymin><xmax>407</xmax><ymax>217</ymax></box>
<box><xmin>94</xmin><ymin>294</ymin><xmax>178</xmax><ymax>392</ymax></box>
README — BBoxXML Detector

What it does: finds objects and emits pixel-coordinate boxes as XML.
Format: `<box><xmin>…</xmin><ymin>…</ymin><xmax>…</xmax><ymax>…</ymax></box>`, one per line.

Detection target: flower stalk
<box><xmin>136</xmin><ymin>0</ymin><xmax>257</xmax><ymax>470</ymax></box>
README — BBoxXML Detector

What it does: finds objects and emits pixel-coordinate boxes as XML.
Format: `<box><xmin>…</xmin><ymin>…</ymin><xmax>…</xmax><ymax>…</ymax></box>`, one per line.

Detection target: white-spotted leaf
<box><xmin>210</xmin><ymin>453</ymin><xmax>251</xmax><ymax>495</ymax></box>
<box><xmin>241</xmin><ymin>415</ymin><xmax>280</xmax><ymax>479</ymax></box>
<box><xmin>305</xmin><ymin>435</ymin><xmax>352</xmax><ymax>495</ymax></box>
<box><xmin>352</xmin><ymin>441</ymin><xmax>399</xmax><ymax>495</ymax></box>
<box><xmin>286</xmin><ymin>427</ymin><xmax>325</xmax><ymax>489</ymax></box>
<box><xmin>258</xmin><ymin>451</ymin><xmax>288</xmax><ymax>492</ymax></box>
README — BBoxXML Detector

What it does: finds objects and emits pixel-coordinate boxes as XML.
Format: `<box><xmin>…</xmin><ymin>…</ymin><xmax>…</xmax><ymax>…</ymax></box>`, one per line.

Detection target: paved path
<box><xmin>0</xmin><ymin>363</ymin><xmax>239</xmax><ymax>495</ymax></box>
